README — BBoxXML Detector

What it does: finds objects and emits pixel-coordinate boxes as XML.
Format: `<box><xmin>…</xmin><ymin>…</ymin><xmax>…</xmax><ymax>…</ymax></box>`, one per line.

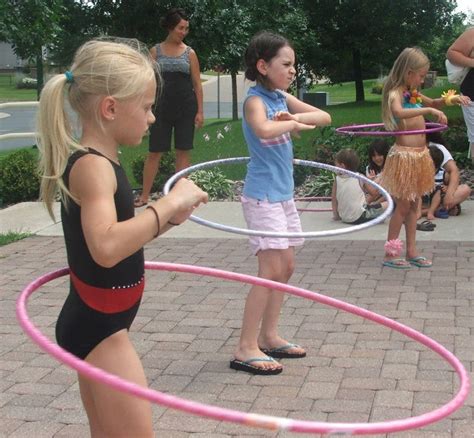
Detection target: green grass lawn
<box><xmin>1</xmin><ymin>74</ymin><xmax>467</xmax><ymax>186</ymax></box>
<box><xmin>0</xmin><ymin>73</ymin><xmax>37</xmax><ymax>102</ymax></box>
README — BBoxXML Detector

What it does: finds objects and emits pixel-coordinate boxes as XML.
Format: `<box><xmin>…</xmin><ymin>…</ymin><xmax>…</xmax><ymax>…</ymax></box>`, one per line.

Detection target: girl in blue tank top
<box><xmin>230</xmin><ymin>31</ymin><xmax>331</xmax><ymax>376</ymax></box>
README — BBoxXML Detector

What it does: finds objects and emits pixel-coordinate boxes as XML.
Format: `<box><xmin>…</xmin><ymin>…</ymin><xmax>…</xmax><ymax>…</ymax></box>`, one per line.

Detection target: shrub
<box><xmin>0</xmin><ymin>149</ymin><xmax>40</xmax><ymax>204</ymax></box>
<box><xmin>299</xmin><ymin>170</ymin><xmax>335</xmax><ymax>197</ymax></box>
<box><xmin>293</xmin><ymin>143</ymin><xmax>318</xmax><ymax>187</ymax></box>
<box><xmin>16</xmin><ymin>77</ymin><xmax>37</xmax><ymax>89</ymax></box>
<box><xmin>441</xmin><ymin>118</ymin><xmax>469</xmax><ymax>154</ymax></box>
<box><xmin>131</xmin><ymin>150</ymin><xmax>176</xmax><ymax>192</ymax></box>
<box><xmin>188</xmin><ymin>168</ymin><xmax>233</xmax><ymax>200</ymax></box>
<box><xmin>371</xmin><ymin>83</ymin><xmax>383</xmax><ymax>94</ymax></box>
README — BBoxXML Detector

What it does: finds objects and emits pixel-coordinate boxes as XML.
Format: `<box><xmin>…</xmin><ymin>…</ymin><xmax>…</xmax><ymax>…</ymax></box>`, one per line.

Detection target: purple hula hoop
<box><xmin>336</xmin><ymin>122</ymin><xmax>448</xmax><ymax>137</ymax></box>
<box><xmin>17</xmin><ymin>263</ymin><xmax>470</xmax><ymax>435</ymax></box>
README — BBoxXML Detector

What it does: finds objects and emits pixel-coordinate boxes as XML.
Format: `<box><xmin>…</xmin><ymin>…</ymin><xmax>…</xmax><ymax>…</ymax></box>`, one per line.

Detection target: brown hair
<box><xmin>335</xmin><ymin>149</ymin><xmax>360</xmax><ymax>172</ymax></box>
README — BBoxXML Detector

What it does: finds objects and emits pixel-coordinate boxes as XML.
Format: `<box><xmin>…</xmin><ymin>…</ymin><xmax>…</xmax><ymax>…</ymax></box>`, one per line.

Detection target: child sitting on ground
<box><xmin>332</xmin><ymin>148</ymin><xmax>387</xmax><ymax>224</ymax></box>
<box><xmin>365</xmin><ymin>139</ymin><xmax>390</xmax><ymax>204</ymax></box>
<box><xmin>419</xmin><ymin>145</ymin><xmax>448</xmax><ymax>220</ymax></box>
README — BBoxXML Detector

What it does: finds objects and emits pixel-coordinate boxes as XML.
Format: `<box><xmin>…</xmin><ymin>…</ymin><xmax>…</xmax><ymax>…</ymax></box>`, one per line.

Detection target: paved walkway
<box><xmin>0</xmin><ymin>202</ymin><xmax>473</xmax><ymax>436</ymax></box>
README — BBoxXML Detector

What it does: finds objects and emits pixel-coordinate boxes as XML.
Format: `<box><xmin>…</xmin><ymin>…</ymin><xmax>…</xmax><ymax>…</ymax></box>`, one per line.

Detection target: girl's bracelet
<box><xmin>146</xmin><ymin>206</ymin><xmax>160</xmax><ymax>238</ymax></box>
<box><xmin>441</xmin><ymin>89</ymin><xmax>458</xmax><ymax>106</ymax></box>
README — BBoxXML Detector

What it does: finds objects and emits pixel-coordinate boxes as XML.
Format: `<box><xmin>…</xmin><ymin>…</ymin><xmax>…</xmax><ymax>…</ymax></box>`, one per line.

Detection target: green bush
<box><xmin>0</xmin><ymin>149</ymin><xmax>40</xmax><ymax>204</ymax></box>
<box><xmin>188</xmin><ymin>168</ymin><xmax>233</xmax><ymax>200</ymax></box>
<box><xmin>441</xmin><ymin>118</ymin><xmax>469</xmax><ymax>154</ymax></box>
<box><xmin>371</xmin><ymin>83</ymin><xmax>383</xmax><ymax>94</ymax></box>
<box><xmin>16</xmin><ymin>77</ymin><xmax>37</xmax><ymax>89</ymax></box>
<box><xmin>299</xmin><ymin>170</ymin><xmax>335</xmax><ymax>197</ymax></box>
<box><xmin>131</xmin><ymin>150</ymin><xmax>176</xmax><ymax>193</ymax></box>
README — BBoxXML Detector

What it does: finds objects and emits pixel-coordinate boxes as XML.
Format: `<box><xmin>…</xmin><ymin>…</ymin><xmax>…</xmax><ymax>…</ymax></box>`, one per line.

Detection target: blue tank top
<box><xmin>242</xmin><ymin>84</ymin><xmax>294</xmax><ymax>202</ymax></box>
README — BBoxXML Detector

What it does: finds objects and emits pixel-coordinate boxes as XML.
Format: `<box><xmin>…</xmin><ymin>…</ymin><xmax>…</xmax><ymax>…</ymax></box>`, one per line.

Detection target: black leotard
<box><xmin>56</xmin><ymin>148</ymin><xmax>144</xmax><ymax>359</ymax></box>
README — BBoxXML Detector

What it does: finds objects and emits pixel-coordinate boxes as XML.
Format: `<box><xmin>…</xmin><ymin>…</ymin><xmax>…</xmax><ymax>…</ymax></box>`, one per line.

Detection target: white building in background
<box><xmin>0</xmin><ymin>42</ymin><xmax>26</xmax><ymax>70</ymax></box>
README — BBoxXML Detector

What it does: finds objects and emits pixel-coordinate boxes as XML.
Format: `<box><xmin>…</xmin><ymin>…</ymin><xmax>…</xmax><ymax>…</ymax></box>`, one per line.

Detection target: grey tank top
<box><xmin>155</xmin><ymin>44</ymin><xmax>191</xmax><ymax>74</ymax></box>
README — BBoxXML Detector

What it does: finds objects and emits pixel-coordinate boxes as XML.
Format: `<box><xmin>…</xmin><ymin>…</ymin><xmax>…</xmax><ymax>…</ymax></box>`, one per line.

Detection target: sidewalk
<box><xmin>1</xmin><ymin>200</ymin><xmax>474</xmax><ymax>241</ymax></box>
<box><xmin>0</xmin><ymin>202</ymin><xmax>473</xmax><ymax>436</ymax></box>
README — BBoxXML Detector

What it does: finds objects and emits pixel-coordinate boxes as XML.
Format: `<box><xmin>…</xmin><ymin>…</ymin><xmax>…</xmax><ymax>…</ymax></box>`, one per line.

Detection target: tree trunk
<box><xmin>352</xmin><ymin>48</ymin><xmax>365</xmax><ymax>102</ymax></box>
<box><xmin>231</xmin><ymin>71</ymin><xmax>238</xmax><ymax>121</ymax></box>
<box><xmin>36</xmin><ymin>49</ymin><xmax>44</xmax><ymax>101</ymax></box>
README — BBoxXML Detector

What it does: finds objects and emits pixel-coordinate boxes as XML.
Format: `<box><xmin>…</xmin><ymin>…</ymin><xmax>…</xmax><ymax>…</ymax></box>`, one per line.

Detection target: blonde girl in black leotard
<box><xmin>37</xmin><ymin>39</ymin><xmax>208</xmax><ymax>437</ymax></box>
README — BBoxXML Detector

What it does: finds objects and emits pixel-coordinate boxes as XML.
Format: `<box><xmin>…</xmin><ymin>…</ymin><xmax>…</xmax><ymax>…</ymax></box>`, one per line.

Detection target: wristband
<box><xmin>441</xmin><ymin>89</ymin><xmax>458</xmax><ymax>106</ymax></box>
<box><xmin>146</xmin><ymin>206</ymin><xmax>160</xmax><ymax>238</ymax></box>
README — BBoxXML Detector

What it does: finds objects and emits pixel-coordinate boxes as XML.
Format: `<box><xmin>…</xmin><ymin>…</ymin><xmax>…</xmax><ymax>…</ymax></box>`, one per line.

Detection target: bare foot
<box><xmin>426</xmin><ymin>213</ymin><xmax>435</xmax><ymax>221</ymax></box>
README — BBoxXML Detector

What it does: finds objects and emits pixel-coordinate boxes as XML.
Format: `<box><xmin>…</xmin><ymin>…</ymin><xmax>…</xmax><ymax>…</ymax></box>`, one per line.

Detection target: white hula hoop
<box><xmin>163</xmin><ymin>157</ymin><xmax>394</xmax><ymax>238</ymax></box>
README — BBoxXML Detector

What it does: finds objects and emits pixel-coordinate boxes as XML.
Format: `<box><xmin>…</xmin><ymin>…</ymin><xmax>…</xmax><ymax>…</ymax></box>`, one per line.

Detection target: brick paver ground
<box><xmin>0</xmin><ymin>237</ymin><xmax>472</xmax><ymax>437</ymax></box>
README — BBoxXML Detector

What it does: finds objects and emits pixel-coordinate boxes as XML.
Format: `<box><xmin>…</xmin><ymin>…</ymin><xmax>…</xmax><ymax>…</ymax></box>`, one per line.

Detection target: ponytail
<box><xmin>37</xmin><ymin>74</ymin><xmax>83</xmax><ymax>220</ymax></box>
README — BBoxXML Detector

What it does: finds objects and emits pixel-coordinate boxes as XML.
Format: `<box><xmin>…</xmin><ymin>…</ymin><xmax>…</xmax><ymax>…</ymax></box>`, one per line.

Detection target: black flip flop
<box><xmin>229</xmin><ymin>357</ymin><xmax>282</xmax><ymax>375</ymax></box>
<box><xmin>260</xmin><ymin>343</ymin><xmax>307</xmax><ymax>359</ymax></box>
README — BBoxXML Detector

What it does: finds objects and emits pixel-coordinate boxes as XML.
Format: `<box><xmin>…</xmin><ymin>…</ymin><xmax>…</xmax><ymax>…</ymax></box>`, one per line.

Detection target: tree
<box><xmin>191</xmin><ymin>0</ymin><xmax>252</xmax><ymax>120</ymax></box>
<box><xmin>1</xmin><ymin>0</ymin><xmax>64</xmax><ymax>99</ymax></box>
<box><xmin>244</xmin><ymin>0</ymin><xmax>318</xmax><ymax>95</ymax></box>
<box><xmin>304</xmin><ymin>0</ymin><xmax>459</xmax><ymax>101</ymax></box>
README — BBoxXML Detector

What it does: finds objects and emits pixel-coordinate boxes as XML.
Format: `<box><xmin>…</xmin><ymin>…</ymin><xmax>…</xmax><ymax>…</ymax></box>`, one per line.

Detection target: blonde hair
<box><xmin>37</xmin><ymin>39</ymin><xmax>158</xmax><ymax>219</ymax></box>
<box><xmin>382</xmin><ymin>47</ymin><xmax>429</xmax><ymax>131</ymax></box>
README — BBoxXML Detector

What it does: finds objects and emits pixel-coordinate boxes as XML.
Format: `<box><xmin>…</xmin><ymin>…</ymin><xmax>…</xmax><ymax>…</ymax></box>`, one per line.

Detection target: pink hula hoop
<box><xmin>336</xmin><ymin>122</ymin><xmax>448</xmax><ymax>137</ymax></box>
<box><xmin>17</xmin><ymin>263</ymin><xmax>470</xmax><ymax>435</ymax></box>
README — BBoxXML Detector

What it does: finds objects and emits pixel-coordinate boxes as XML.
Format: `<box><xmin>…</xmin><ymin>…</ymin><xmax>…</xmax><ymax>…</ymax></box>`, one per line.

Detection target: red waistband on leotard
<box><xmin>70</xmin><ymin>270</ymin><xmax>144</xmax><ymax>314</ymax></box>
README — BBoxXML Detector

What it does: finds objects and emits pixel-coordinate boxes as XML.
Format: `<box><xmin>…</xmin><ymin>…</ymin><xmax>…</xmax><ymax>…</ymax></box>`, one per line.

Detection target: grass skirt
<box><xmin>379</xmin><ymin>144</ymin><xmax>434</xmax><ymax>201</ymax></box>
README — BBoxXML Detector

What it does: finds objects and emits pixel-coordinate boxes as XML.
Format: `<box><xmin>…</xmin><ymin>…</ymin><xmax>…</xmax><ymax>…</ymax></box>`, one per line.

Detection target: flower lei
<box><xmin>403</xmin><ymin>88</ymin><xmax>422</xmax><ymax>105</ymax></box>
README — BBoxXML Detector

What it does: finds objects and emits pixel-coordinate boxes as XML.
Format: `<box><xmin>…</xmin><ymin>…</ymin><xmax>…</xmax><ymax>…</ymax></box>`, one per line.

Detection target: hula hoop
<box><xmin>163</xmin><ymin>157</ymin><xmax>394</xmax><ymax>238</ymax></box>
<box><xmin>335</xmin><ymin>122</ymin><xmax>447</xmax><ymax>137</ymax></box>
<box><xmin>17</xmin><ymin>263</ymin><xmax>470</xmax><ymax>435</ymax></box>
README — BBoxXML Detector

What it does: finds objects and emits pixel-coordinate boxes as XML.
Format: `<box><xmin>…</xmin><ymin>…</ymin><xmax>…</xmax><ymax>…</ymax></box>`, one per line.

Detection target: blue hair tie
<box><xmin>64</xmin><ymin>71</ymin><xmax>74</xmax><ymax>83</ymax></box>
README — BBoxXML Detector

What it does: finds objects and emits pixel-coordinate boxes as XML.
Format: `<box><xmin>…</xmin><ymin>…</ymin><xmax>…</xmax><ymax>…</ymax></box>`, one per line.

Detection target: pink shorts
<box><xmin>241</xmin><ymin>195</ymin><xmax>305</xmax><ymax>255</ymax></box>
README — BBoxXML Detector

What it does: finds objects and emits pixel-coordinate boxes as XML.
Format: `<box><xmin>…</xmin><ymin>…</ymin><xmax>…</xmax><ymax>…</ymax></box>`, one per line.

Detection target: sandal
<box><xmin>448</xmin><ymin>204</ymin><xmax>461</xmax><ymax>216</ymax></box>
<box><xmin>382</xmin><ymin>258</ymin><xmax>411</xmax><ymax>269</ymax></box>
<box><xmin>134</xmin><ymin>198</ymin><xmax>147</xmax><ymax>208</ymax></box>
<box><xmin>407</xmin><ymin>256</ymin><xmax>432</xmax><ymax>268</ymax></box>
<box><xmin>416</xmin><ymin>220</ymin><xmax>436</xmax><ymax>231</ymax></box>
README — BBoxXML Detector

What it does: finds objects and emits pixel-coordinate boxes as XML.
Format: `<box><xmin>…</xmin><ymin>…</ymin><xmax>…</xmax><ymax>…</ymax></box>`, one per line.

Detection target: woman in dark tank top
<box><xmin>135</xmin><ymin>7</ymin><xmax>204</xmax><ymax>208</ymax></box>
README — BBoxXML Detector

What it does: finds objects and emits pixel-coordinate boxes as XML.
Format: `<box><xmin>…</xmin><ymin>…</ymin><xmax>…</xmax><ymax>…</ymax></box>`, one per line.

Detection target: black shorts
<box><xmin>149</xmin><ymin>98</ymin><xmax>197</xmax><ymax>153</ymax></box>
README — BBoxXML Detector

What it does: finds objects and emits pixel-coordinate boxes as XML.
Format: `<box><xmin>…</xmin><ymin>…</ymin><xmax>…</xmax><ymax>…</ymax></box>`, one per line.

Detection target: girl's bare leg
<box><xmin>257</xmin><ymin>248</ymin><xmax>305</xmax><ymax>355</ymax></box>
<box><xmin>405</xmin><ymin>199</ymin><xmax>431</xmax><ymax>265</ymax></box>
<box><xmin>233</xmin><ymin>248</ymin><xmax>295</xmax><ymax>371</ymax></box>
<box><xmin>79</xmin><ymin>330</ymin><xmax>154</xmax><ymax>437</ymax></box>
<box><xmin>138</xmin><ymin>152</ymin><xmax>162</xmax><ymax>204</ymax></box>
<box><xmin>384</xmin><ymin>198</ymin><xmax>410</xmax><ymax>266</ymax></box>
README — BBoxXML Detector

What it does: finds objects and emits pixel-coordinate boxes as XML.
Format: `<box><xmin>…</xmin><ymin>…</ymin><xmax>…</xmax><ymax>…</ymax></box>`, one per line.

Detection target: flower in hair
<box><xmin>384</xmin><ymin>239</ymin><xmax>403</xmax><ymax>257</ymax></box>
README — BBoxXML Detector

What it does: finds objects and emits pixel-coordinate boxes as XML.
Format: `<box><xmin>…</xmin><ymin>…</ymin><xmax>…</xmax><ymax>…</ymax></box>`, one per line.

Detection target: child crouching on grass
<box><xmin>332</xmin><ymin>149</ymin><xmax>387</xmax><ymax>224</ymax></box>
